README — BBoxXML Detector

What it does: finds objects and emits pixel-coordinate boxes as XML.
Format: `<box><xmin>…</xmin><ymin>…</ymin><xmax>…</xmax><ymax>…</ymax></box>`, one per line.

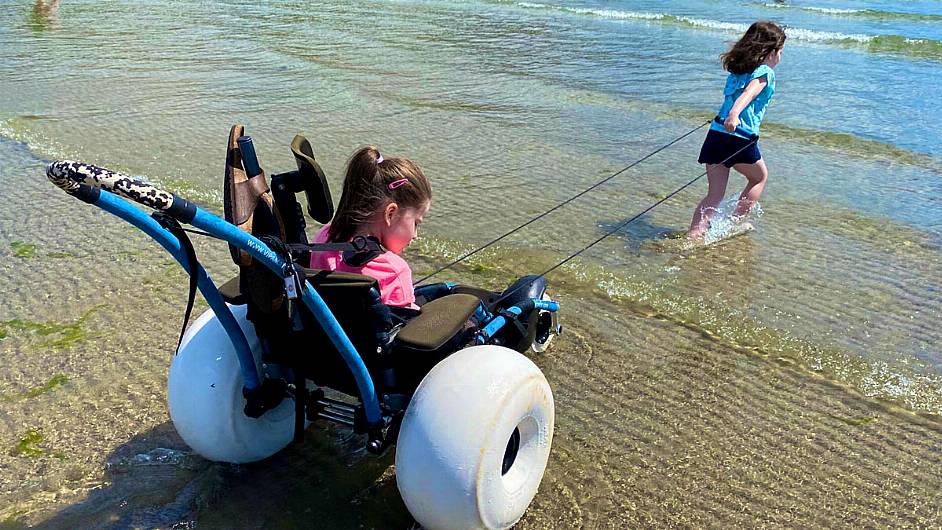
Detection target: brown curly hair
<box><xmin>327</xmin><ymin>146</ymin><xmax>432</xmax><ymax>243</ymax></box>
<box><xmin>721</xmin><ymin>21</ymin><xmax>786</xmax><ymax>75</ymax></box>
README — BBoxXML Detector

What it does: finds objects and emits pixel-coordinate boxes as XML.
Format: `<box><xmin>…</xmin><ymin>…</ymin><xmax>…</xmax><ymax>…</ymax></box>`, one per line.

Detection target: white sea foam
<box><xmin>762</xmin><ymin>3</ymin><xmax>863</xmax><ymax>15</ymax></box>
<box><xmin>801</xmin><ymin>6</ymin><xmax>863</xmax><ymax>15</ymax></box>
<box><xmin>512</xmin><ymin>2</ymin><xmax>874</xmax><ymax>44</ymax></box>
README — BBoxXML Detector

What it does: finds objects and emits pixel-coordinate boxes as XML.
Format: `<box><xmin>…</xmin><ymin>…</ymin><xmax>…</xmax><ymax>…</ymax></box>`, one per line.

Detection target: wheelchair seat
<box><xmin>219</xmin><ymin>272</ymin><xmax>481</xmax><ymax>354</ymax></box>
<box><xmin>396</xmin><ymin>293</ymin><xmax>480</xmax><ymax>351</ymax></box>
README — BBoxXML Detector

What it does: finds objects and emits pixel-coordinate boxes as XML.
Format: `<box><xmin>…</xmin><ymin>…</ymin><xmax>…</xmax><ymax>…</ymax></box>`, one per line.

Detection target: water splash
<box><xmin>701</xmin><ymin>197</ymin><xmax>764</xmax><ymax>246</ymax></box>
<box><xmin>107</xmin><ymin>448</ymin><xmax>202</xmax><ymax>472</ymax></box>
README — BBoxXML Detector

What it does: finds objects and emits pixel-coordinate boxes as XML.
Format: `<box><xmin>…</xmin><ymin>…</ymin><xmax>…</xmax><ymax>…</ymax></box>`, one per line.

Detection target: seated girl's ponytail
<box><xmin>328</xmin><ymin>146</ymin><xmax>432</xmax><ymax>243</ymax></box>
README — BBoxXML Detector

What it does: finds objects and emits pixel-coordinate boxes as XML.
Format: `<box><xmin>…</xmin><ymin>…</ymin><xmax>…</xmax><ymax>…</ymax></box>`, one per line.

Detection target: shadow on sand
<box><xmin>599</xmin><ymin>212</ymin><xmax>682</xmax><ymax>254</ymax></box>
<box><xmin>31</xmin><ymin>422</ymin><xmax>413</xmax><ymax>530</ymax></box>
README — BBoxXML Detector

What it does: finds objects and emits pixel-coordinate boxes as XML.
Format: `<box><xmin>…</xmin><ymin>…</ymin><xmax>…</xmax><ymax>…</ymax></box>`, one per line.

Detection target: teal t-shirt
<box><xmin>710</xmin><ymin>64</ymin><xmax>776</xmax><ymax>139</ymax></box>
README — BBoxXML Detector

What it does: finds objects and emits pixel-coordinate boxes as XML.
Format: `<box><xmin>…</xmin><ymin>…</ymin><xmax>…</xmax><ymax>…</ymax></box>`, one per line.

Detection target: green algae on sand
<box><xmin>13</xmin><ymin>429</ymin><xmax>45</xmax><ymax>458</ymax></box>
<box><xmin>9</xmin><ymin>242</ymin><xmax>36</xmax><ymax>258</ymax></box>
<box><xmin>1</xmin><ymin>374</ymin><xmax>69</xmax><ymax>402</ymax></box>
<box><xmin>0</xmin><ymin>306</ymin><xmax>102</xmax><ymax>349</ymax></box>
<box><xmin>22</xmin><ymin>374</ymin><xmax>69</xmax><ymax>399</ymax></box>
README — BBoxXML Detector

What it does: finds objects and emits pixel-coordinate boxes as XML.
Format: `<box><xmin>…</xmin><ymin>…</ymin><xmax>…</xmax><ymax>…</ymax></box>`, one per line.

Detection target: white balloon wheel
<box><xmin>530</xmin><ymin>292</ymin><xmax>558</xmax><ymax>354</ymax></box>
<box><xmin>168</xmin><ymin>304</ymin><xmax>295</xmax><ymax>464</ymax></box>
<box><xmin>396</xmin><ymin>345</ymin><xmax>555</xmax><ymax>530</ymax></box>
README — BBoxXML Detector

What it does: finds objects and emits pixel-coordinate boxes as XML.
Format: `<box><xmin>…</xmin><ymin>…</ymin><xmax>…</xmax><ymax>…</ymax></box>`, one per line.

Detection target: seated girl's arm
<box><xmin>381</xmin><ymin>257</ymin><xmax>419</xmax><ymax>309</ymax></box>
<box><xmin>724</xmin><ymin>76</ymin><xmax>769</xmax><ymax>133</ymax></box>
<box><xmin>397</xmin><ymin>266</ymin><xmax>419</xmax><ymax>310</ymax></box>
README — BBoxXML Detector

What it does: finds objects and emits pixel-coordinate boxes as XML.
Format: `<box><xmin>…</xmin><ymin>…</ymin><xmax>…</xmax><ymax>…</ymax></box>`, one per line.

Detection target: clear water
<box><xmin>1</xmin><ymin>0</ymin><xmax>941</xmax><ymax>527</ymax></box>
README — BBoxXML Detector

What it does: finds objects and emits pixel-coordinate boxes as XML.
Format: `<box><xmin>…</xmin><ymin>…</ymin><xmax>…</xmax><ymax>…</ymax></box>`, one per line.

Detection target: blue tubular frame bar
<box><xmin>95</xmin><ymin>191</ymin><xmax>261</xmax><ymax>390</ymax></box>
<box><xmin>477</xmin><ymin>299</ymin><xmax>559</xmax><ymax>344</ymax></box>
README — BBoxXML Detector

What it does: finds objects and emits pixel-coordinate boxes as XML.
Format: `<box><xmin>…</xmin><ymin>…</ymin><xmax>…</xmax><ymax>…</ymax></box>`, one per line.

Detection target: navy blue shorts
<box><xmin>698</xmin><ymin>129</ymin><xmax>761</xmax><ymax>167</ymax></box>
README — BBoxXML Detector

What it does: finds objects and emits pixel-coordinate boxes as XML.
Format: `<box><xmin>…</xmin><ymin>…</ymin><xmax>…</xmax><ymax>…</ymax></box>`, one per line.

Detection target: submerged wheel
<box><xmin>168</xmin><ymin>305</ymin><xmax>295</xmax><ymax>464</ymax></box>
<box><xmin>395</xmin><ymin>345</ymin><xmax>555</xmax><ymax>530</ymax></box>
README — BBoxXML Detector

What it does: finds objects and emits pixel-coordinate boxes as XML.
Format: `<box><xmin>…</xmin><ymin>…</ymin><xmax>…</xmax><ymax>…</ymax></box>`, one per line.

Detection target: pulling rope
<box><xmin>485</xmin><ymin>135</ymin><xmax>760</xmax><ymax>307</ymax></box>
<box><xmin>414</xmin><ymin>120</ymin><xmax>712</xmax><ymax>285</ymax></box>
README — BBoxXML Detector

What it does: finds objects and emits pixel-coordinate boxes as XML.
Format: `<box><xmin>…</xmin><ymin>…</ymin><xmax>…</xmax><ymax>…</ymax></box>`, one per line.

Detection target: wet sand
<box><xmin>4</xmin><ymin>289</ymin><xmax>941</xmax><ymax>528</ymax></box>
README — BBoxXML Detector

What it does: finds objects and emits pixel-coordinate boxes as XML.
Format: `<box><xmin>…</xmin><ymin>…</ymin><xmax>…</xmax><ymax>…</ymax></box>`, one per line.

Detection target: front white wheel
<box><xmin>395</xmin><ymin>345</ymin><xmax>555</xmax><ymax>530</ymax></box>
<box><xmin>167</xmin><ymin>305</ymin><xmax>295</xmax><ymax>464</ymax></box>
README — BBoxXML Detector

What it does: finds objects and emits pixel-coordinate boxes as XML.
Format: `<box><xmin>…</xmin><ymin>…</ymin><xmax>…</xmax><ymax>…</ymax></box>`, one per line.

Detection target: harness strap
<box><xmin>287</xmin><ymin>235</ymin><xmax>385</xmax><ymax>267</ymax></box>
<box><xmin>153</xmin><ymin>212</ymin><xmax>199</xmax><ymax>354</ymax></box>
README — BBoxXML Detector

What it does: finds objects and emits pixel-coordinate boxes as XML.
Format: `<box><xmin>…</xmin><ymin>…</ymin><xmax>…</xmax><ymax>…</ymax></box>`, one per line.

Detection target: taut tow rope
<box><xmin>414</xmin><ymin>120</ymin><xmax>712</xmax><ymax>285</ymax></box>
<box><xmin>455</xmin><ymin>129</ymin><xmax>760</xmax><ymax>307</ymax></box>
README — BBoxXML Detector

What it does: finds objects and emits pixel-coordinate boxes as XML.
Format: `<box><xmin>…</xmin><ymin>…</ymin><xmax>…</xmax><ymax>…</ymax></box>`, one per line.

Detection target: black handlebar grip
<box><xmin>237</xmin><ymin>136</ymin><xmax>263</xmax><ymax>177</ymax></box>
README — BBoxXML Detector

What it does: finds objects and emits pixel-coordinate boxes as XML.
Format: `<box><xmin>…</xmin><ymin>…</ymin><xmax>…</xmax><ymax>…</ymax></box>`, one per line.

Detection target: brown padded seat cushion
<box><xmin>396</xmin><ymin>293</ymin><xmax>481</xmax><ymax>351</ymax></box>
<box><xmin>218</xmin><ymin>275</ymin><xmax>244</xmax><ymax>304</ymax></box>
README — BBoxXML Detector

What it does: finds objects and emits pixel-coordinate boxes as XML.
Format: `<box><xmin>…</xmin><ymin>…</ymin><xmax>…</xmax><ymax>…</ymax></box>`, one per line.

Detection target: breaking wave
<box><xmin>511</xmin><ymin>2</ymin><xmax>942</xmax><ymax>62</ymax></box>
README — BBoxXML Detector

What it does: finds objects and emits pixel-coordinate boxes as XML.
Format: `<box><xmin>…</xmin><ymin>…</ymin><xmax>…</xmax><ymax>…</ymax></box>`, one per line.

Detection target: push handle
<box><xmin>236</xmin><ymin>136</ymin><xmax>262</xmax><ymax>177</ymax></box>
<box><xmin>46</xmin><ymin>160</ymin><xmax>196</xmax><ymax>222</ymax></box>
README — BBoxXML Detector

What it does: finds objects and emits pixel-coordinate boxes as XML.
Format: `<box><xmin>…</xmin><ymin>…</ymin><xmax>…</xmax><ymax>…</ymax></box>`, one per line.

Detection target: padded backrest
<box><xmin>229</xmin><ymin>268</ymin><xmax>393</xmax><ymax>394</ymax></box>
<box><xmin>296</xmin><ymin>269</ymin><xmax>393</xmax><ymax>392</ymax></box>
<box><xmin>218</xmin><ymin>269</ymin><xmax>392</xmax><ymax>352</ymax></box>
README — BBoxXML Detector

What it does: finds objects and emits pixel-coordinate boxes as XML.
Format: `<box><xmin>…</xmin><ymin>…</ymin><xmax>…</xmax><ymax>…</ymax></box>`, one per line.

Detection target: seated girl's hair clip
<box><xmin>388</xmin><ymin>178</ymin><xmax>408</xmax><ymax>190</ymax></box>
<box><xmin>376</xmin><ymin>154</ymin><xmax>384</xmax><ymax>164</ymax></box>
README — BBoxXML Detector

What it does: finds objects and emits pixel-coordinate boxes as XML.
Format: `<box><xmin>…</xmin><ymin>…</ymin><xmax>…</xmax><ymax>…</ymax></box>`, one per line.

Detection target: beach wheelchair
<box><xmin>46</xmin><ymin>125</ymin><xmax>560</xmax><ymax>530</ymax></box>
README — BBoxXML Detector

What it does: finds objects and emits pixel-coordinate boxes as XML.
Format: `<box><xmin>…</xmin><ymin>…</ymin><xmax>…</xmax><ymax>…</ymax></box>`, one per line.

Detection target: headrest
<box><xmin>290</xmin><ymin>135</ymin><xmax>334</xmax><ymax>224</ymax></box>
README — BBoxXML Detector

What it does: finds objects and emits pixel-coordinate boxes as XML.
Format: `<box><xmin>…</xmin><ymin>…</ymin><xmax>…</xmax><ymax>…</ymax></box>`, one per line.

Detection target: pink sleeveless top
<box><xmin>308</xmin><ymin>225</ymin><xmax>417</xmax><ymax>309</ymax></box>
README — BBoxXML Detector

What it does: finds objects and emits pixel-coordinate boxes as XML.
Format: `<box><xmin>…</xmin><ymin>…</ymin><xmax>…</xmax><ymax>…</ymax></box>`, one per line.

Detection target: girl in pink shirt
<box><xmin>310</xmin><ymin>146</ymin><xmax>431</xmax><ymax>309</ymax></box>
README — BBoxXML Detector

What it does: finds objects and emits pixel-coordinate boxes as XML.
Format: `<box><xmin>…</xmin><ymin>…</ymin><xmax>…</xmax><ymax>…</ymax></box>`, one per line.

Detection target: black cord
<box><xmin>173</xmin><ymin>123</ymin><xmax>754</xmax><ymax>310</ymax></box>
<box><xmin>487</xmin><ymin>136</ymin><xmax>759</xmax><ymax>308</ymax></box>
<box><xmin>414</xmin><ymin>120</ymin><xmax>712</xmax><ymax>285</ymax></box>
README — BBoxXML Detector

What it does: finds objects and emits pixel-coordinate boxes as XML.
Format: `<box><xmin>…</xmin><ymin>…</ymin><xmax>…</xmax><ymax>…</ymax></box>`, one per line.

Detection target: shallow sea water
<box><xmin>1</xmin><ymin>0</ymin><xmax>941</xmax><ymax>527</ymax></box>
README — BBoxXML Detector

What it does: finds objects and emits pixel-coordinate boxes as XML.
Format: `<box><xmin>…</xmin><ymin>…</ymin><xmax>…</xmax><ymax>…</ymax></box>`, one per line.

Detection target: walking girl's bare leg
<box><xmin>688</xmin><ymin>163</ymin><xmax>731</xmax><ymax>239</ymax></box>
<box><xmin>732</xmin><ymin>158</ymin><xmax>768</xmax><ymax>217</ymax></box>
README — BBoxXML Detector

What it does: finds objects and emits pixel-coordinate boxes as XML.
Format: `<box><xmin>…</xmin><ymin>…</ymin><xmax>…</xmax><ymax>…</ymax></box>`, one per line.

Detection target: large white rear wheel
<box><xmin>395</xmin><ymin>345</ymin><xmax>555</xmax><ymax>530</ymax></box>
<box><xmin>168</xmin><ymin>305</ymin><xmax>295</xmax><ymax>463</ymax></box>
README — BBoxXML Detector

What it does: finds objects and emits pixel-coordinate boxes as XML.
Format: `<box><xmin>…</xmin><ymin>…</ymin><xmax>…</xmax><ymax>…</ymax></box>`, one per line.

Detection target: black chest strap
<box><xmin>288</xmin><ymin>235</ymin><xmax>385</xmax><ymax>267</ymax></box>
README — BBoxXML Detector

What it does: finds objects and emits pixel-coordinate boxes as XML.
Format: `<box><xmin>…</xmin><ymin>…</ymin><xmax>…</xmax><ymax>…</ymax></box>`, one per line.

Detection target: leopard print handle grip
<box><xmin>47</xmin><ymin>160</ymin><xmax>177</xmax><ymax>211</ymax></box>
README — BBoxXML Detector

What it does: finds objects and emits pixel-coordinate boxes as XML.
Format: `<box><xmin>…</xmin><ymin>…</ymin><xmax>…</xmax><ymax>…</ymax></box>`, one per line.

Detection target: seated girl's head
<box><xmin>722</xmin><ymin>21</ymin><xmax>786</xmax><ymax>74</ymax></box>
<box><xmin>328</xmin><ymin>146</ymin><xmax>432</xmax><ymax>254</ymax></box>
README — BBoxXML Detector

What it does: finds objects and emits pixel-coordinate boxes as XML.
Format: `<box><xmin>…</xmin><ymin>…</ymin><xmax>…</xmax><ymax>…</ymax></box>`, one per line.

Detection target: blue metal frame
<box><xmin>476</xmin><ymin>299</ymin><xmax>559</xmax><ymax>344</ymax></box>
<box><xmin>92</xmin><ymin>190</ymin><xmax>383</xmax><ymax>424</ymax></box>
<box><xmin>96</xmin><ymin>191</ymin><xmax>262</xmax><ymax>390</ymax></box>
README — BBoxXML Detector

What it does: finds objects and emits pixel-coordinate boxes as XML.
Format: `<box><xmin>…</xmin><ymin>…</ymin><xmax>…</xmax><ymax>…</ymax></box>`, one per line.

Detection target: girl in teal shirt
<box><xmin>688</xmin><ymin>21</ymin><xmax>786</xmax><ymax>240</ymax></box>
